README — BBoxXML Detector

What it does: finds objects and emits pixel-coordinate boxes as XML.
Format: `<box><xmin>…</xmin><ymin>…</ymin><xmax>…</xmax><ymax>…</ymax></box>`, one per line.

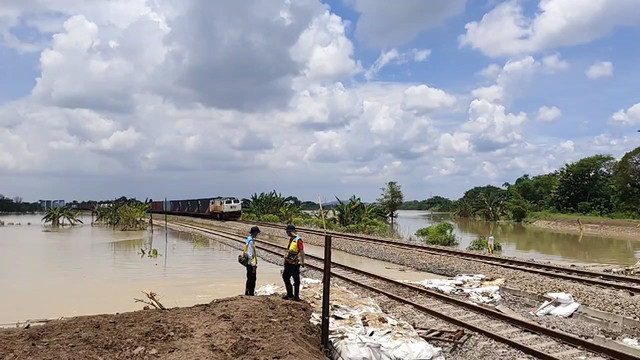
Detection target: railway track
<box><xmin>170</xmin><ymin>220</ymin><xmax>638</xmax><ymax>360</ymax></box>
<box><xmin>235</xmin><ymin>219</ymin><xmax>640</xmax><ymax>294</ymax></box>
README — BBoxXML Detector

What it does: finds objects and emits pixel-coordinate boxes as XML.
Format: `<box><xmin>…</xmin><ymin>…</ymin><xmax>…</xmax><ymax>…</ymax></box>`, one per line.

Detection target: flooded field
<box><xmin>396</xmin><ymin>210</ymin><xmax>640</xmax><ymax>266</ymax></box>
<box><xmin>0</xmin><ymin>214</ymin><xmax>283</xmax><ymax>324</ymax></box>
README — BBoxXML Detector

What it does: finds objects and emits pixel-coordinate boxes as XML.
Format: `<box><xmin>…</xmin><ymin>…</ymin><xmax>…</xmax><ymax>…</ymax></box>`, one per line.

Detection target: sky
<box><xmin>1</xmin><ymin>0</ymin><xmax>640</xmax><ymax>202</ymax></box>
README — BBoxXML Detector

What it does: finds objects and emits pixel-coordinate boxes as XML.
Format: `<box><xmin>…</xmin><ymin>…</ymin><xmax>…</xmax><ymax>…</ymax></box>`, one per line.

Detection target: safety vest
<box><xmin>285</xmin><ymin>236</ymin><xmax>301</xmax><ymax>264</ymax></box>
<box><xmin>244</xmin><ymin>236</ymin><xmax>257</xmax><ymax>265</ymax></box>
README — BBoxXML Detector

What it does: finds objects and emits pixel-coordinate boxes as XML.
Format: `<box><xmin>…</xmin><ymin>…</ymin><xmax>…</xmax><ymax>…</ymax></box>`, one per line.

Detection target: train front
<box><xmin>222</xmin><ymin>197</ymin><xmax>242</xmax><ymax>220</ymax></box>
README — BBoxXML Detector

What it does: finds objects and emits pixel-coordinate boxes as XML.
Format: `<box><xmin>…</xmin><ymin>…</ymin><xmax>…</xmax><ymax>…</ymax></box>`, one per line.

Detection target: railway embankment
<box><xmin>527</xmin><ymin>213</ymin><xmax>640</xmax><ymax>239</ymax></box>
<box><xmin>0</xmin><ymin>295</ymin><xmax>323</xmax><ymax>360</ymax></box>
<box><xmin>169</xmin><ymin>218</ymin><xmax>640</xmax><ymax>359</ymax></box>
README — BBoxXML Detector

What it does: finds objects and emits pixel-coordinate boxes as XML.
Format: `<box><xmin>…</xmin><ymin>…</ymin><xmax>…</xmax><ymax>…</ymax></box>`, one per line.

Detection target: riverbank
<box><xmin>527</xmin><ymin>212</ymin><xmax>640</xmax><ymax>240</ymax></box>
<box><xmin>0</xmin><ymin>295</ymin><xmax>323</xmax><ymax>360</ymax></box>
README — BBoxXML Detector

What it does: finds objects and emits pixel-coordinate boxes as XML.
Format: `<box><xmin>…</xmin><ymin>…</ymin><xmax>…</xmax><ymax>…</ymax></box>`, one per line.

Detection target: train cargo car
<box><xmin>150</xmin><ymin>196</ymin><xmax>242</xmax><ymax>220</ymax></box>
<box><xmin>151</xmin><ymin>201</ymin><xmax>164</xmax><ymax>213</ymax></box>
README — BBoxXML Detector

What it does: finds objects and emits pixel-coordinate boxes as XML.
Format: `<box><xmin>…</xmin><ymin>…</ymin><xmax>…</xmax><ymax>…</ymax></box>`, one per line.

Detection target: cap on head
<box><xmin>250</xmin><ymin>226</ymin><xmax>261</xmax><ymax>235</ymax></box>
<box><xmin>285</xmin><ymin>224</ymin><xmax>296</xmax><ymax>233</ymax></box>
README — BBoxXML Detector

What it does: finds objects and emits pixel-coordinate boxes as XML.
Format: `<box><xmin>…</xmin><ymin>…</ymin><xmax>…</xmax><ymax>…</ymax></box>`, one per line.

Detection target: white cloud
<box><xmin>537</xmin><ymin>106</ymin><xmax>562</xmax><ymax>122</ymax></box>
<box><xmin>471</xmin><ymin>56</ymin><xmax>538</xmax><ymax>103</ymax></box>
<box><xmin>364</xmin><ymin>48</ymin><xmax>401</xmax><ymax>80</ymax></box>
<box><xmin>412</xmin><ymin>48</ymin><xmax>431</xmax><ymax>62</ymax></box>
<box><xmin>586</xmin><ymin>61</ymin><xmax>613</xmax><ymax>79</ymax></box>
<box><xmin>542</xmin><ymin>54</ymin><xmax>569</xmax><ymax>72</ymax></box>
<box><xmin>463</xmin><ymin>99</ymin><xmax>528</xmax><ymax>151</ymax></box>
<box><xmin>402</xmin><ymin>85</ymin><xmax>456</xmax><ymax>113</ymax></box>
<box><xmin>350</xmin><ymin>0</ymin><xmax>466</xmax><ymax>48</ymax></box>
<box><xmin>478</xmin><ymin>64</ymin><xmax>501</xmax><ymax>78</ymax></box>
<box><xmin>460</xmin><ymin>0</ymin><xmax>640</xmax><ymax>57</ymax></box>
<box><xmin>364</xmin><ymin>47</ymin><xmax>432</xmax><ymax>80</ymax></box>
<box><xmin>290</xmin><ymin>10</ymin><xmax>362</xmax><ymax>83</ymax></box>
<box><xmin>611</xmin><ymin>103</ymin><xmax>640</xmax><ymax>124</ymax></box>
<box><xmin>438</xmin><ymin>133</ymin><xmax>471</xmax><ymax>156</ymax></box>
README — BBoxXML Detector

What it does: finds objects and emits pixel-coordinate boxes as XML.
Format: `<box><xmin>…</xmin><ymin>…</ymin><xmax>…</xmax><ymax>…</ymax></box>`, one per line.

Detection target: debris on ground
<box><xmin>256</xmin><ymin>279</ymin><xmax>444</xmax><ymax>360</ymax></box>
<box><xmin>604</xmin><ymin>261</ymin><xmax>640</xmax><ymax>276</ymax></box>
<box><xmin>0</xmin><ymin>295</ymin><xmax>324</xmax><ymax>360</ymax></box>
<box><xmin>417</xmin><ymin>328</ymin><xmax>470</xmax><ymax>349</ymax></box>
<box><xmin>409</xmin><ymin>275</ymin><xmax>504</xmax><ymax>305</ymax></box>
<box><xmin>623</xmin><ymin>338</ymin><xmax>640</xmax><ymax>349</ymax></box>
<box><xmin>532</xmin><ymin>292</ymin><xmax>581</xmax><ymax>318</ymax></box>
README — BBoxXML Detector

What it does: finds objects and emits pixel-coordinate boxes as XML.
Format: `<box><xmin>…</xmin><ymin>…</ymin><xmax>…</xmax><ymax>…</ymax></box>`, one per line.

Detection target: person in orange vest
<box><xmin>282</xmin><ymin>224</ymin><xmax>305</xmax><ymax>301</ymax></box>
<box><xmin>244</xmin><ymin>226</ymin><xmax>260</xmax><ymax>296</ymax></box>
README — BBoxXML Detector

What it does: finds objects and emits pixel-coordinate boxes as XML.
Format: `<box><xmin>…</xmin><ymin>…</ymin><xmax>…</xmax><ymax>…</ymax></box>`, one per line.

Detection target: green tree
<box><xmin>613</xmin><ymin>146</ymin><xmax>640</xmax><ymax>214</ymax></box>
<box><xmin>553</xmin><ymin>155</ymin><xmax>615</xmax><ymax>214</ymax></box>
<box><xmin>378</xmin><ymin>181</ymin><xmax>404</xmax><ymax>228</ymax></box>
<box><xmin>415</xmin><ymin>222</ymin><xmax>459</xmax><ymax>246</ymax></box>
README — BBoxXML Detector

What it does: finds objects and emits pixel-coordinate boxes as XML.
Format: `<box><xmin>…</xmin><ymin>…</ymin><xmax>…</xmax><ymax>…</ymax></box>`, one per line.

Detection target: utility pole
<box><xmin>321</xmin><ymin>235</ymin><xmax>332</xmax><ymax>352</ymax></box>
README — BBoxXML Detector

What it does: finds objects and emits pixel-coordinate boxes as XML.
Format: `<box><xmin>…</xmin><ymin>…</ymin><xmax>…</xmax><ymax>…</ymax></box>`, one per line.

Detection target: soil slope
<box><xmin>0</xmin><ymin>296</ymin><xmax>323</xmax><ymax>360</ymax></box>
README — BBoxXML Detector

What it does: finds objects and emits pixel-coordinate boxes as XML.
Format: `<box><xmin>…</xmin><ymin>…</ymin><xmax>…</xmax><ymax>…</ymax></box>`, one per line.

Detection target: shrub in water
<box><xmin>467</xmin><ymin>236</ymin><xmax>502</xmax><ymax>252</ymax></box>
<box><xmin>415</xmin><ymin>222</ymin><xmax>459</xmax><ymax>246</ymax></box>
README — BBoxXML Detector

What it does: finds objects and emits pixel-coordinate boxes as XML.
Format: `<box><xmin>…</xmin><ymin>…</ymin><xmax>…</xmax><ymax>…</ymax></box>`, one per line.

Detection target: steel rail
<box><xmin>171</xmin><ymin>220</ymin><xmax>639</xmax><ymax>360</ymax></box>
<box><xmin>237</xmin><ymin>219</ymin><xmax>640</xmax><ymax>294</ymax></box>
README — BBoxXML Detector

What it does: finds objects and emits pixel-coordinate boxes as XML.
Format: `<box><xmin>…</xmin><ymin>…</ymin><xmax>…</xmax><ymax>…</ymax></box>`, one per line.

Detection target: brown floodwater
<box><xmin>0</xmin><ymin>214</ymin><xmax>284</xmax><ymax>324</ymax></box>
<box><xmin>0</xmin><ymin>213</ymin><xmax>443</xmax><ymax>325</ymax></box>
<box><xmin>396</xmin><ymin>210</ymin><xmax>640</xmax><ymax>266</ymax></box>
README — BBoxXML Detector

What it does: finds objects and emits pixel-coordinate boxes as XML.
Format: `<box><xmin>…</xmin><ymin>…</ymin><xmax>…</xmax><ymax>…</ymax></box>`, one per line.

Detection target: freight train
<box><xmin>150</xmin><ymin>197</ymin><xmax>242</xmax><ymax>220</ymax></box>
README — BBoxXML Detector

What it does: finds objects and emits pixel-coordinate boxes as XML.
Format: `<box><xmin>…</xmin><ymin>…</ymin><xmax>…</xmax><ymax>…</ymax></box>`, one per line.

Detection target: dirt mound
<box><xmin>0</xmin><ymin>296</ymin><xmax>323</xmax><ymax>360</ymax></box>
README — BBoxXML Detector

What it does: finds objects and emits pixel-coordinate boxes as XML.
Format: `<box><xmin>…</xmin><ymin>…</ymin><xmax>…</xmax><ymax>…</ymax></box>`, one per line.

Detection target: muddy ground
<box><xmin>0</xmin><ymin>296</ymin><xmax>323</xmax><ymax>360</ymax></box>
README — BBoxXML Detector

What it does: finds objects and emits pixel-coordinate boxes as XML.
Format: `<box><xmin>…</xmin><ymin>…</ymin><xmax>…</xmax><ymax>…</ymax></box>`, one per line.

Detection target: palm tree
<box><xmin>477</xmin><ymin>193</ymin><xmax>507</xmax><ymax>221</ymax></box>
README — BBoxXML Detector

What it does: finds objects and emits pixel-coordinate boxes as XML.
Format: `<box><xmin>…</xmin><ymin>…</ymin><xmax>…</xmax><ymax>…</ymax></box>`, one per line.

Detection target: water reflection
<box><xmin>396</xmin><ymin>210</ymin><xmax>640</xmax><ymax>266</ymax></box>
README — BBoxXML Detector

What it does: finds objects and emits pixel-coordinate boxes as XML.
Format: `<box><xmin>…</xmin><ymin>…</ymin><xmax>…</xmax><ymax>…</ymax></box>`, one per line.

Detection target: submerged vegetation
<box><xmin>94</xmin><ymin>199</ymin><xmax>149</xmax><ymax>231</ymax></box>
<box><xmin>415</xmin><ymin>222</ymin><xmax>459</xmax><ymax>246</ymax></box>
<box><xmin>41</xmin><ymin>207</ymin><xmax>83</xmax><ymax>227</ymax></box>
<box><xmin>467</xmin><ymin>236</ymin><xmax>503</xmax><ymax>252</ymax></box>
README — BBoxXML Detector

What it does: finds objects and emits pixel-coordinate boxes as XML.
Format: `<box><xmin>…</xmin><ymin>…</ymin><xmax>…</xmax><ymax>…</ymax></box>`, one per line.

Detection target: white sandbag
<box><xmin>622</xmin><ymin>338</ymin><xmax>640</xmax><ymax>349</ymax></box>
<box><xmin>533</xmin><ymin>293</ymin><xmax>580</xmax><ymax>317</ymax></box>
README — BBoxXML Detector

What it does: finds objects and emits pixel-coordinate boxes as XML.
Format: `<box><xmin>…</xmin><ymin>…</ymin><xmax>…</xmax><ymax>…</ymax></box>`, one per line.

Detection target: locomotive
<box><xmin>150</xmin><ymin>197</ymin><xmax>242</xmax><ymax>220</ymax></box>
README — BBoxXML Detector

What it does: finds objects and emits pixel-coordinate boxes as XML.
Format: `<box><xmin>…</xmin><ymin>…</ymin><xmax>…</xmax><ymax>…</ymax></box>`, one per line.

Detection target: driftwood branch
<box><xmin>134</xmin><ymin>291</ymin><xmax>166</xmax><ymax>310</ymax></box>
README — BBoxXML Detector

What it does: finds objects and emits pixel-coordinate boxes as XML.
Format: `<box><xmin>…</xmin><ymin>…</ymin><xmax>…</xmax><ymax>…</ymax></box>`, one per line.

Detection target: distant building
<box><xmin>39</xmin><ymin>200</ymin><xmax>65</xmax><ymax>210</ymax></box>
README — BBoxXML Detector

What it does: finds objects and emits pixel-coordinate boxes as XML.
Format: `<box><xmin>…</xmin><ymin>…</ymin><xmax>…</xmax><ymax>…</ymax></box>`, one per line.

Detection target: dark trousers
<box><xmin>245</xmin><ymin>265</ymin><xmax>256</xmax><ymax>296</ymax></box>
<box><xmin>283</xmin><ymin>263</ymin><xmax>300</xmax><ymax>298</ymax></box>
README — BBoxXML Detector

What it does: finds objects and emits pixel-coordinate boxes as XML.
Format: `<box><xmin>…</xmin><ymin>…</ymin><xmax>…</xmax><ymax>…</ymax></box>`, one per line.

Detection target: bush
<box><xmin>415</xmin><ymin>222</ymin><xmax>459</xmax><ymax>246</ymax></box>
<box><xmin>259</xmin><ymin>214</ymin><xmax>280</xmax><ymax>223</ymax></box>
<box><xmin>577</xmin><ymin>202</ymin><xmax>592</xmax><ymax>214</ymax></box>
<box><xmin>467</xmin><ymin>236</ymin><xmax>502</xmax><ymax>252</ymax></box>
<box><xmin>291</xmin><ymin>217</ymin><xmax>306</xmax><ymax>226</ymax></box>
<box><xmin>241</xmin><ymin>213</ymin><xmax>258</xmax><ymax>221</ymax></box>
<box><xmin>510</xmin><ymin>205</ymin><xmax>527</xmax><ymax>222</ymax></box>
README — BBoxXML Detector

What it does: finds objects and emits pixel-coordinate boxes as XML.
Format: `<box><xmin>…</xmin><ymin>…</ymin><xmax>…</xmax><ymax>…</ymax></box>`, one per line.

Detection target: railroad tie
<box><xmin>550</xmin><ymin>349</ymin><xmax>584</xmax><ymax>358</ymax></box>
<box><xmin>455</xmin><ymin>314</ymin><xmax>479</xmax><ymax>321</ymax></box>
<box><xmin>531</xmin><ymin>341</ymin><xmax>560</xmax><ymax>349</ymax></box>
<box><xmin>497</xmin><ymin>328</ymin><xmax>520</xmax><ymax>336</ymax></box>
<box><xmin>511</xmin><ymin>334</ymin><xmax>539</xmax><ymax>342</ymax></box>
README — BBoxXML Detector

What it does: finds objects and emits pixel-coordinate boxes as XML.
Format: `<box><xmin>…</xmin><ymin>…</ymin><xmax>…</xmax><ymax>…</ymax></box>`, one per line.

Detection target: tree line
<box><xmin>0</xmin><ymin>195</ymin><xmax>40</xmax><ymax>213</ymax></box>
<box><xmin>405</xmin><ymin>147</ymin><xmax>640</xmax><ymax>221</ymax></box>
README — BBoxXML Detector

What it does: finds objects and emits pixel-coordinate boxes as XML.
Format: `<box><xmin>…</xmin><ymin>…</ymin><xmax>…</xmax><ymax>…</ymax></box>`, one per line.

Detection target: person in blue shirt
<box><xmin>244</xmin><ymin>226</ymin><xmax>260</xmax><ymax>296</ymax></box>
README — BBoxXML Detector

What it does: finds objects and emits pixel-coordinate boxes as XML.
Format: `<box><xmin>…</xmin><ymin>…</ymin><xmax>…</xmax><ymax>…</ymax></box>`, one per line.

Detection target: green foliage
<box><xmin>400</xmin><ymin>196</ymin><xmax>453</xmax><ymax>211</ymax></box>
<box><xmin>378</xmin><ymin>181</ymin><xmax>404</xmax><ymax>227</ymax></box>
<box><xmin>334</xmin><ymin>195</ymin><xmax>386</xmax><ymax>231</ymax></box>
<box><xmin>613</xmin><ymin>147</ymin><xmax>640</xmax><ymax>213</ymax></box>
<box><xmin>415</xmin><ymin>222</ymin><xmax>459</xmax><ymax>246</ymax></box>
<box><xmin>41</xmin><ymin>207</ymin><xmax>83</xmax><ymax>227</ymax></box>
<box><xmin>94</xmin><ymin>200</ymin><xmax>149</xmax><ymax>231</ymax></box>
<box><xmin>241</xmin><ymin>213</ymin><xmax>258</xmax><ymax>221</ymax></box>
<box><xmin>467</xmin><ymin>236</ymin><xmax>502</xmax><ymax>252</ymax></box>
<box><xmin>192</xmin><ymin>234</ymin><xmax>208</xmax><ymax>247</ymax></box>
<box><xmin>553</xmin><ymin>155</ymin><xmax>615</xmax><ymax>215</ymax></box>
<box><xmin>259</xmin><ymin>214</ymin><xmax>280</xmax><ymax>223</ymax></box>
<box><xmin>0</xmin><ymin>195</ymin><xmax>40</xmax><ymax>213</ymax></box>
<box><xmin>243</xmin><ymin>190</ymin><xmax>303</xmax><ymax>223</ymax></box>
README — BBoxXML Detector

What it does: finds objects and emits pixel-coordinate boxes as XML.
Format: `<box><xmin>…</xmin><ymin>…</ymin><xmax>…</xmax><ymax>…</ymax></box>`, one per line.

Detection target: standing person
<box><xmin>282</xmin><ymin>224</ymin><xmax>305</xmax><ymax>301</ymax></box>
<box><xmin>244</xmin><ymin>226</ymin><xmax>260</xmax><ymax>296</ymax></box>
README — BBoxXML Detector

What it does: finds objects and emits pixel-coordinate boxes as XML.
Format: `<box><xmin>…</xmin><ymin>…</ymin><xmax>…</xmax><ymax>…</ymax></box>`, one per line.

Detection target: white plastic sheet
<box><xmin>532</xmin><ymin>292</ymin><xmax>581</xmax><ymax>318</ymax></box>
